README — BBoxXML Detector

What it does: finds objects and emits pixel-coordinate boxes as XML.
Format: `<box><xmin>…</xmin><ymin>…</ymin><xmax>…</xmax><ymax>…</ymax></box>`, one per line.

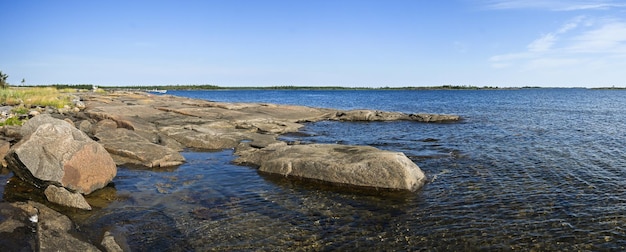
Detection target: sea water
<box><xmin>2</xmin><ymin>88</ymin><xmax>626</xmax><ymax>250</ymax></box>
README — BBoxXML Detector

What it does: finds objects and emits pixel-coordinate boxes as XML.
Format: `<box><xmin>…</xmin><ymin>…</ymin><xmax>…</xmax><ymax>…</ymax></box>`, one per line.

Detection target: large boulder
<box><xmin>6</xmin><ymin>114</ymin><xmax>117</xmax><ymax>195</ymax></box>
<box><xmin>235</xmin><ymin>143</ymin><xmax>427</xmax><ymax>191</ymax></box>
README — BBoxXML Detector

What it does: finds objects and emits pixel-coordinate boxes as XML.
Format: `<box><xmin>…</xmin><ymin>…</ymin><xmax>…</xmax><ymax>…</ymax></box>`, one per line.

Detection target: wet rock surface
<box><xmin>0</xmin><ymin>201</ymin><xmax>101</xmax><ymax>252</ymax></box>
<box><xmin>0</xmin><ymin>201</ymin><xmax>37</xmax><ymax>251</ymax></box>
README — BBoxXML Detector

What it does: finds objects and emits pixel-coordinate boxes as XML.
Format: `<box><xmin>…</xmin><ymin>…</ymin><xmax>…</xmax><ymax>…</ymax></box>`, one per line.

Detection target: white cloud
<box><xmin>557</xmin><ymin>2</ymin><xmax>626</xmax><ymax>11</ymax></box>
<box><xmin>480</xmin><ymin>1</ymin><xmax>626</xmax><ymax>86</ymax></box>
<box><xmin>482</xmin><ymin>0</ymin><xmax>626</xmax><ymax>11</ymax></box>
<box><xmin>567</xmin><ymin>22</ymin><xmax>626</xmax><ymax>53</ymax></box>
<box><xmin>490</xmin><ymin>16</ymin><xmax>626</xmax><ymax>71</ymax></box>
<box><xmin>525</xmin><ymin>16</ymin><xmax>587</xmax><ymax>53</ymax></box>
<box><xmin>527</xmin><ymin>34</ymin><xmax>557</xmax><ymax>52</ymax></box>
<box><xmin>557</xmin><ymin>15</ymin><xmax>586</xmax><ymax>33</ymax></box>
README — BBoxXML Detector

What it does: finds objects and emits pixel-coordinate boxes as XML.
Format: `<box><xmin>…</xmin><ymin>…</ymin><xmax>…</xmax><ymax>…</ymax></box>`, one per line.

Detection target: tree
<box><xmin>21</xmin><ymin>78</ymin><xmax>25</xmax><ymax>85</ymax></box>
<box><xmin>0</xmin><ymin>71</ymin><xmax>8</xmax><ymax>89</ymax></box>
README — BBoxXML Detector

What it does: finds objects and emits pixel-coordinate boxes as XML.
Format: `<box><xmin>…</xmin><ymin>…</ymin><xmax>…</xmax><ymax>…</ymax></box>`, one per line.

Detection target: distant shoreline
<box><xmin>18</xmin><ymin>84</ymin><xmax>626</xmax><ymax>91</ymax></box>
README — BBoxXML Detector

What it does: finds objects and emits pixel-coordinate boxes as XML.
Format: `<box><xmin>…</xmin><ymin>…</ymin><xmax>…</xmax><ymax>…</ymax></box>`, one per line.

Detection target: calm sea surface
<box><xmin>2</xmin><ymin>89</ymin><xmax>626</xmax><ymax>250</ymax></box>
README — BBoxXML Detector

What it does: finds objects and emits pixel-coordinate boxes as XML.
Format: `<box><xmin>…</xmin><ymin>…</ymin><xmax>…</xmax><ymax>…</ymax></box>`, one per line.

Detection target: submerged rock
<box><xmin>6</xmin><ymin>114</ymin><xmax>117</xmax><ymax>195</ymax></box>
<box><xmin>235</xmin><ymin>143</ymin><xmax>427</xmax><ymax>191</ymax></box>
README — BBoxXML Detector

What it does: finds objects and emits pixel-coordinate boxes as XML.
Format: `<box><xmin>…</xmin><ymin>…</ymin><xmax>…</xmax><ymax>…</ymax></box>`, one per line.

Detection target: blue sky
<box><xmin>2</xmin><ymin>0</ymin><xmax>626</xmax><ymax>87</ymax></box>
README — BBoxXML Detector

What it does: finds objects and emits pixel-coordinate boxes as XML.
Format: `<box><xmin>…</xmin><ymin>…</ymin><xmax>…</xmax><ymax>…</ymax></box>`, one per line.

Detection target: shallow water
<box><xmin>2</xmin><ymin>88</ymin><xmax>626</xmax><ymax>250</ymax></box>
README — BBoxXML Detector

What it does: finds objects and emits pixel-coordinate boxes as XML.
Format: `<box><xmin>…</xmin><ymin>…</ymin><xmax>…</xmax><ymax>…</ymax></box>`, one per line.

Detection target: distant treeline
<box><xmin>39</xmin><ymin>84</ymin><xmax>512</xmax><ymax>90</ymax></box>
<box><xmin>591</xmin><ymin>87</ymin><xmax>626</xmax><ymax>90</ymax></box>
<box><xmin>104</xmin><ymin>84</ymin><xmax>222</xmax><ymax>90</ymax></box>
<box><xmin>50</xmin><ymin>84</ymin><xmax>94</xmax><ymax>90</ymax></box>
<box><xmin>24</xmin><ymin>84</ymin><xmax>622</xmax><ymax>91</ymax></box>
<box><xmin>21</xmin><ymin>84</ymin><xmax>222</xmax><ymax>90</ymax></box>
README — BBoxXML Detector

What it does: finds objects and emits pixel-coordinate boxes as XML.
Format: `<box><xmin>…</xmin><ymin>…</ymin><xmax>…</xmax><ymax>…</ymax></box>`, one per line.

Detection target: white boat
<box><xmin>148</xmin><ymin>89</ymin><xmax>167</xmax><ymax>94</ymax></box>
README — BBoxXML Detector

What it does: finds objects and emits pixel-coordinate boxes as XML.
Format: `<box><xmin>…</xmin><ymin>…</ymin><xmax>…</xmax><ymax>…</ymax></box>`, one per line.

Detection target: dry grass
<box><xmin>0</xmin><ymin>87</ymin><xmax>73</xmax><ymax>108</ymax></box>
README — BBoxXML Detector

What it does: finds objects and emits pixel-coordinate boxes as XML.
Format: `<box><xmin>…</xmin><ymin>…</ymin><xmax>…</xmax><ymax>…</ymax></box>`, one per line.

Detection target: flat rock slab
<box><xmin>95</xmin><ymin>128</ymin><xmax>185</xmax><ymax>167</ymax></box>
<box><xmin>235</xmin><ymin>143</ymin><xmax>427</xmax><ymax>191</ymax></box>
<box><xmin>78</xmin><ymin>92</ymin><xmax>459</xmax><ymax>190</ymax></box>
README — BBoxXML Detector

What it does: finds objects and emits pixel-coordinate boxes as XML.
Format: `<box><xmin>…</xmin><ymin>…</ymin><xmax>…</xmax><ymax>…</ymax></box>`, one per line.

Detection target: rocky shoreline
<box><xmin>0</xmin><ymin>91</ymin><xmax>460</xmax><ymax>251</ymax></box>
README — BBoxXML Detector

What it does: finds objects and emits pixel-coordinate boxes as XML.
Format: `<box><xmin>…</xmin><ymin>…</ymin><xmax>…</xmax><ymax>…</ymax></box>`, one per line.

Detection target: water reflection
<box><xmin>2</xmin><ymin>176</ymin><xmax>46</xmax><ymax>203</ymax></box>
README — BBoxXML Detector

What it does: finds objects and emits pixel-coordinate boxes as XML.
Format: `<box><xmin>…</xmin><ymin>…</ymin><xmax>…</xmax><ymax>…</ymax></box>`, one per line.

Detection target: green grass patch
<box><xmin>11</xmin><ymin>106</ymin><xmax>29</xmax><ymax>115</ymax></box>
<box><xmin>0</xmin><ymin>116</ymin><xmax>24</xmax><ymax>126</ymax></box>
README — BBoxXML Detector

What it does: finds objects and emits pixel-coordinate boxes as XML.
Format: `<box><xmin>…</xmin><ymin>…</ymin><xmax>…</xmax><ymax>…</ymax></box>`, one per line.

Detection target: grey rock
<box><xmin>235</xmin><ymin>143</ymin><xmax>427</xmax><ymax>191</ymax></box>
<box><xmin>161</xmin><ymin>125</ymin><xmax>242</xmax><ymax>150</ymax></box>
<box><xmin>0</xmin><ymin>140</ymin><xmax>10</xmax><ymax>169</ymax></box>
<box><xmin>20</xmin><ymin>114</ymin><xmax>71</xmax><ymax>137</ymax></box>
<box><xmin>0</xmin><ymin>106</ymin><xmax>13</xmax><ymax>116</ymax></box>
<box><xmin>101</xmin><ymin>231</ymin><xmax>124</xmax><ymax>252</ymax></box>
<box><xmin>331</xmin><ymin>109</ymin><xmax>460</xmax><ymax>122</ymax></box>
<box><xmin>0</xmin><ymin>201</ymin><xmax>100</xmax><ymax>252</ymax></box>
<box><xmin>78</xmin><ymin>92</ymin><xmax>459</xmax><ymax>191</ymax></box>
<box><xmin>0</xmin><ymin>201</ymin><xmax>38</xmax><ymax>251</ymax></box>
<box><xmin>408</xmin><ymin>113</ymin><xmax>461</xmax><ymax>122</ymax></box>
<box><xmin>234</xmin><ymin>119</ymin><xmax>304</xmax><ymax>134</ymax></box>
<box><xmin>91</xmin><ymin>119</ymin><xmax>118</xmax><ymax>135</ymax></box>
<box><xmin>31</xmin><ymin>201</ymin><xmax>100</xmax><ymax>252</ymax></box>
<box><xmin>29</xmin><ymin>110</ymin><xmax>41</xmax><ymax>118</ymax></box>
<box><xmin>44</xmin><ymin>185</ymin><xmax>92</xmax><ymax>210</ymax></box>
<box><xmin>7</xmin><ymin>114</ymin><xmax>117</xmax><ymax>194</ymax></box>
<box><xmin>73</xmin><ymin>99</ymin><xmax>86</xmax><ymax>110</ymax></box>
<box><xmin>0</xmin><ymin>125</ymin><xmax>22</xmax><ymax>140</ymax></box>
<box><xmin>78</xmin><ymin>120</ymin><xmax>93</xmax><ymax>135</ymax></box>
<box><xmin>95</xmin><ymin>128</ymin><xmax>185</xmax><ymax>167</ymax></box>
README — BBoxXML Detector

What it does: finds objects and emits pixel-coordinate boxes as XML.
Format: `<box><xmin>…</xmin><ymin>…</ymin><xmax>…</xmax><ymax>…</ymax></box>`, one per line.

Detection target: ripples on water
<box><xmin>2</xmin><ymin>89</ymin><xmax>626</xmax><ymax>250</ymax></box>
